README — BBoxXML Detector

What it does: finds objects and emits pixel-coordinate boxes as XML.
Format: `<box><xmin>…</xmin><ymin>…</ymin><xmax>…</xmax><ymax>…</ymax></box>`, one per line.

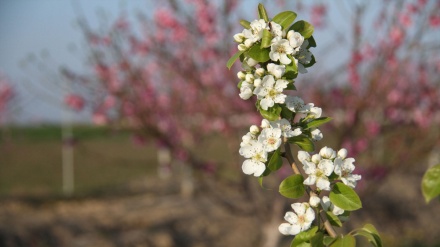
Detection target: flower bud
<box><xmin>255</xmin><ymin>68</ymin><xmax>265</xmax><ymax>77</ymax></box>
<box><xmin>233</xmin><ymin>33</ymin><xmax>244</xmax><ymax>43</ymax></box>
<box><xmin>245</xmin><ymin>73</ymin><xmax>254</xmax><ymax>82</ymax></box>
<box><xmin>309</xmin><ymin>195</ymin><xmax>321</xmax><ymax>207</ymax></box>
<box><xmin>237</xmin><ymin>71</ymin><xmax>246</xmax><ymax>80</ymax></box>
<box><xmin>249</xmin><ymin>125</ymin><xmax>259</xmax><ymax>135</ymax></box>
<box><xmin>261</xmin><ymin>119</ymin><xmax>271</xmax><ymax>129</ymax></box>
<box><xmin>253</xmin><ymin>78</ymin><xmax>262</xmax><ymax>87</ymax></box>
<box><xmin>338</xmin><ymin>148</ymin><xmax>348</xmax><ymax>159</ymax></box>
<box><xmin>238</xmin><ymin>44</ymin><xmax>247</xmax><ymax>51</ymax></box>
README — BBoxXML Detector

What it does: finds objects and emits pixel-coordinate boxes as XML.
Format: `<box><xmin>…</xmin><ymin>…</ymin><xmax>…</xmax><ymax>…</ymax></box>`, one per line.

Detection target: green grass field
<box><xmin>0</xmin><ymin>125</ymin><xmax>157</xmax><ymax>196</ymax></box>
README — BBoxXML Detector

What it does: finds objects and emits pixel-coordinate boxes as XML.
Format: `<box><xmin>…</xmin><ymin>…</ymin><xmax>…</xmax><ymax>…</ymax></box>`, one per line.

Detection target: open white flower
<box><xmin>298</xmin><ymin>150</ymin><xmax>311</xmax><ymax>164</ymax></box>
<box><xmin>254</xmin><ymin>75</ymin><xmax>288</xmax><ymax>110</ymax></box>
<box><xmin>279</xmin><ymin>203</ymin><xmax>315</xmax><ymax>235</ymax></box>
<box><xmin>303</xmin><ymin>158</ymin><xmax>334</xmax><ymax>191</ymax></box>
<box><xmin>240</xmin><ymin>141</ymin><xmax>267</xmax><ymax>177</ymax></box>
<box><xmin>295</xmin><ymin>40</ymin><xmax>313</xmax><ymax>74</ymax></box>
<box><xmin>309</xmin><ymin>106</ymin><xmax>322</xmax><ymax>118</ymax></box>
<box><xmin>271</xmin><ymin>118</ymin><xmax>301</xmax><ymax>138</ymax></box>
<box><xmin>321</xmin><ymin>196</ymin><xmax>344</xmax><ymax>216</ymax></box>
<box><xmin>242</xmin><ymin>19</ymin><xmax>267</xmax><ymax>46</ymax></box>
<box><xmin>337</xmin><ymin>148</ymin><xmax>348</xmax><ymax>159</ymax></box>
<box><xmin>269</xmin><ymin>37</ymin><xmax>294</xmax><ymax>65</ymax></box>
<box><xmin>285</xmin><ymin>96</ymin><xmax>313</xmax><ymax>113</ymax></box>
<box><xmin>267</xmin><ymin>63</ymin><xmax>285</xmax><ymax>79</ymax></box>
<box><xmin>334</xmin><ymin>157</ymin><xmax>362</xmax><ymax>188</ymax></box>
<box><xmin>269</xmin><ymin>21</ymin><xmax>283</xmax><ymax>37</ymax></box>
<box><xmin>258</xmin><ymin>127</ymin><xmax>282</xmax><ymax>152</ymax></box>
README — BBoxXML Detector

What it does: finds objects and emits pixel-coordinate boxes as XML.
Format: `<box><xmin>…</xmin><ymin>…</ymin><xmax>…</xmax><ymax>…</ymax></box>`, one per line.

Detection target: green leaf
<box><xmin>422</xmin><ymin>164</ymin><xmax>440</xmax><ymax>203</ymax></box>
<box><xmin>291</xmin><ymin>227</ymin><xmax>318</xmax><ymax>246</ymax></box>
<box><xmin>259</xmin><ymin>104</ymin><xmax>282</xmax><ymax>121</ymax></box>
<box><xmin>352</xmin><ymin>224</ymin><xmax>382</xmax><ymax>247</ymax></box>
<box><xmin>284</xmin><ymin>58</ymin><xmax>298</xmax><ymax>79</ymax></box>
<box><xmin>329</xmin><ymin>182</ymin><xmax>362</xmax><ymax>211</ymax></box>
<box><xmin>260</xmin><ymin>29</ymin><xmax>272</xmax><ymax>48</ymax></box>
<box><xmin>279</xmin><ymin>174</ymin><xmax>306</xmax><ymax>199</ymax></box>
<box><xmin>323</xmin><ymin>236</ymin><xmax>336</xmax><ymax>246</ymax></box>
<box><xmin>304</xmin><ymin>55</ymin><xmax>316</xmax><ymax>68</ymax></box>
<box><xmin>258</xmin><ymin>3</ymin><xmax>269</xmax><ymax>22</ymax></box>
<box><xmin>287</xmin><ymin>134</ymin><xmax>315</xmax><ymax>152</ymax></box>
<box><xmin>310</xmin><ymin>232</ymin><xmax>324</xmax><ymax>247</ymax></box>
<box><xmin>290</xmin><ymin>20</ymin><xmax>314</xmax><ymax>39</ymax></box>
<box><xmin>268</xmin><ymin>148</ymin><xmax>283</xmax><ymax>171</ymax></box>
<box><xmin>240</xmin><ymin>19</ymin><xmax>250</xmax><ymax>29</ymax></box>
<box><xmin>227</xmin><ymin>51</ymin><xmax>245</xmax><ymax>70</ymax></box>
<box><xmin>272</xmin><ymin>11</ymin><xmax>297</xmax><ymax>30</ymax></box>
<box><xmin>237</xmin><ymin>81</ymin><xmax>243</xmax><ymax>89</ymax></box>
<box><xmin>307</xmin><ymin>36</ymin><xmax>317</xmax><ymax>48</ymax></box>
<box><xmin>285</xmin><ymin>82</ymin><xmax>296</xmax><ymax>90</ymax></box>
<box><xmin>246</xmin><ymin>44</ymin><xmax>270</xmax><ymax>63</ymax></box>
<box><xmin>303</xmin><ymin>117</ymin><xmax>332</xmax><ymax>130</ymax></box>
<box><xmin>325</xmin><ymin>210</ymin><xmax>343</xmax><ymax>227</ymax></box>
<box><xmin>330</xmin><ymin>235</ymin><xmax>356</xmax><ymax>247</ymax></box>
<box><xmin>280</xmin><ymin>104</ymin><xmax>293</xmax><ymax>119</ymax></box>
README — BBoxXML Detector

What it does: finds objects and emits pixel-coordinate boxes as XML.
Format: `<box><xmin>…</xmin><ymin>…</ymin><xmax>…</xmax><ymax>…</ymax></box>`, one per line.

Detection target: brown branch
<box><xmin>284</xmin><ymin>142</ymin><xmax>337</xmax><ymax>238</ymax></box>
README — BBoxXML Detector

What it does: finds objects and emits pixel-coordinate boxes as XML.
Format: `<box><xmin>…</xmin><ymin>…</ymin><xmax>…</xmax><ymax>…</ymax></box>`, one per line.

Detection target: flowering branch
<box><xmin>228</xmin><ymin>3</ymin><xmax>382</xmax><ymax>246</ymax></box>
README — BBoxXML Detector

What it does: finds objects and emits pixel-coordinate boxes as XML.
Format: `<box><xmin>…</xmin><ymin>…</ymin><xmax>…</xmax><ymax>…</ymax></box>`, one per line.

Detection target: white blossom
<box><xmin>261</xmin><ymin>119</ymin><xmax>271</xmax><ymax>129</ymax></box>
<box><xmin>258</xmin><ymin>127</ymin><xmax>282</xmax><ymax>152</ymax></box>
<box><xmin>309</xmin><ymin>106</ymin><xmax>322</xmax><ymax>119</ymax></box>
<box><xmin>249</xmin><ymin>125</ymin><xmax>259</xmax><ymax>135</ymax></box>
<box><xmin>239</xmin><ymin>85</ymin><xmax>253</xmax><ymax>100</ymax></box>
<box><xmin>240</xmin><ymin>141</ymin><xmax>267</xmax><ymax>177</ymax></box>
<box><xmin>233</xmin><ymin>33</ymin><xmax>245</xmax><ymax>43</ymax></box>
<box><xmin>269</xmin><ymin>21</ymin><xmax>283</xmax><ymax>37</ymax></box>
<box><xmin>334</xmin><ymin>157</ymin><xmax>362</xmax><ymax>188</ymax></box>
<box><xmin>237</xmin><ymin>71</ymin><xmax>246</xmax><ymax>80</ymax></box>
<box><xmin>295</xmin><ymin>40</ymin><xmax>313</xmax><ymax>74</ymax></box>
<box><xmin>309</xmin><ymin>195</ymin><xmax>321</xmax><ymax>207</ymax></box>
<box><xmin>287</xmin><ymin>30</ymin><xmax>304</xmax><ymax>50</ymax></box>
<box><xmin>279</xmin><ymin>203</ymin><xmax>315</xmax><ymax>235</ymax></box>
<box><xmin>255</xmin><ymin>68</ymin><xmax>265</xmax><ymax>77</ymax></box>
<box><xmin>311</xmin><ymin>129</ymin><xmax>323</xmax><ymax>141</ymax></box>
<box><xmin>267</xmin><ymin>63</ymin><xmax>285</xmax><ymax>79</ymax></box>
<box><xmin>303</xmin><ymin>158</ymin><xmax>334</xmax><ymax>191</ymax></box>
<box><xmin>285</xmin><ymin>96</ymin><xmax>313</xmax><ymax>113</ymax></box>
<box><xmin>254</xmin><ymin>75</ymin><xmax>288</xmax><ymax>110</ymax></box>
<box><xmin>297</xmin><ymin>151</ymin><xmax>311</xmax><ymax>164</ymax></box>
<box><xmin>242</xmin><ymin>19</ymin><xmax>267</xmax><ymax>46</ymax></box>
<box><xmin>271</xmin><ymin>118</ymin><xmax>301</xmax><ymax>138</ymax></box>
<box><xmin>337</xmin><ymin>148</ymin><xmax>348</xmax><ymax>159</ymax></box>
<box><xmin>269</xmin><ymin>37</ymin><xmax>294</xmax><ymax>65</ymax></box>
<box><xmin>321</xmin><ymin>196</ymin><xmax>344</xmax><ymax>216</ymax></box>
<box><xmin>319</xmin><ymin>146</ymin><xmax>336</xmax><ymax>160</ymax></box>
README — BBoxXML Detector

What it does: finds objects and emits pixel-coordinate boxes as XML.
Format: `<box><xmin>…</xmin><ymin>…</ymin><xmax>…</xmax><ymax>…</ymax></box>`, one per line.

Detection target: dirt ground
<box><xmin>0</xmin><ymin>170</ymin><xmax>439</xmax><ymax>247</ymax></box>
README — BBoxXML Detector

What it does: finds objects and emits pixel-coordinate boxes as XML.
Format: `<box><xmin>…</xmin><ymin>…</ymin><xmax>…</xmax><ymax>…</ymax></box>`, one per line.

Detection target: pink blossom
<box><xmin>92</xmin><ymin>111</ymin><xmax>108</xmax><ymax>125</ymax></box>
<box><xmin>399</xmin><ymin>13</ymin><xmax>412</xmax><ymax>27</ymax></box>
<box><xmin>64</xmin><ymin>94</ymin><xmax>85</xmax><ymax>111</ymax></box>
<box><xmin>429</xmin><ymin>15</ymin><xmax>440</xmax><ymax>28</ymax></box>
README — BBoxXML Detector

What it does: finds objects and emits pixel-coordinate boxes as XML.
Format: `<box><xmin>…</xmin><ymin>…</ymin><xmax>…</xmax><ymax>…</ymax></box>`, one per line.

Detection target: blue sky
<box><xmin>0</xmin><ymin>0</ymin><xmax>378</xmax><ymax>124</ymax></box>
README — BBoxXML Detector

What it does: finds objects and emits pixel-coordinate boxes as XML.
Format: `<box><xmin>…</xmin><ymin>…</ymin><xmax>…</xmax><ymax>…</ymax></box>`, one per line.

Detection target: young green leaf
<box><xmin>304</xmin><ymin>117</ymin><xmax>332</xmax><ymax>130</ymax></box>
<box><xmin>240</xmin><ymin>19</ymin><xmax>251</xmax><ymax>29</ymax></box>
<box><xmin>272</xmin><ymin>11</ymin><xmax>297</xmax><ymax>30</ymax></box>
<box><xmin>246</xmin><ymin>44</ymin><xmax>270</xmax><ymax>63</ymax></box>
<box><xmin>260</xmin><ymin>29</ymin><xmax>272</xmax><ymax>48</ymax></box>
<box><xmin>258</xmin><ymin>3</ymin><xmax>269</xmax><ymax>22</ymax></box>
<box><xmin>421</xmin><ymin>164</ymin><xmax>440</xmax><ymax>203</ymax></box>
<box><xmin>352</xmin><ymin>224</ymin><xmax>382</xmax><ymax>247</ymax></box>
<box><xmin>284</xmin><ymin>57</ymin><xmax>298</xmax><ymax>79</ymax></box>
<box><xmin>329</xmin><ymin>182</ymin><xmax>362</xmax><ymax>211</ymax></box>
<box><xmin>291</xmin><ymin>226</ymin><xmax>318</xmax><ymax>246</ymax></box>
<box><xmin>304</xmin><ymin>55</ymin><xmax>316</xmax><ymax>68</ymax></box>
<box><xmin>290</xmin><ymin>20</ymin><xmax>314</xmax><ymax>39</ymax></box>
<box><xmin>268</xmin><ymin>148</ymin><xmax>283</xmax><ymax>171</ymax></box>
<box><xmin>310</xmin><ymin>232</ymin><xmax>324</xmax><ymax>247</ymax></box>
<box><xmin>227</xmin><ymin>50</ymin><xmax>245</xmax><ymax>70</ymax></box>
<box><xmin>323</xmin><ymin>236</ymin><xmax>336</xmax><ymax>246</ymax></box>
<box><xmin>259</xmin><ymin>104</ymin><xmax>282</xmax><ymax>121</ymax></box>
<box><xmin>325</xmin><ymin>210</ymin><xmax>343</xmax><ymax>227</ymax></box>
<box><xmin>287</xmin><ymin>134</ymin><xmax>315</xmax><ymax>152</ymax></box>
<box><xmin>280</xmin><ymin>104</ymin><xmax>293</xmax><ymax>119</ymax></box>
<box><xmin>307</xmin><ymin>36</ymin><xmax>317</xmax><ymax>48</ymax></box>
<box><xmin>279</xmin><ymin>174</ymin><xmax>306</xmax><ymax>198</ymax></box>
<box><xmin>330</xmin><ymin>235</ymin><xmax>356</xmax><ymax>247</ymax></box>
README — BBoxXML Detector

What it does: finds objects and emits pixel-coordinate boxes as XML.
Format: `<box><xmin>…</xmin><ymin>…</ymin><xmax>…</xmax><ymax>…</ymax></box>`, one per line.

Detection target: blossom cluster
<box><xmin>234</xmin><ymin>19</ymin><xmax>313</xmax><ymax>73</ymax></box>
<box><xmin>298</xmin><ymin>147</ymin><xmax>362</xmax><ymax>191</ymax></box>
